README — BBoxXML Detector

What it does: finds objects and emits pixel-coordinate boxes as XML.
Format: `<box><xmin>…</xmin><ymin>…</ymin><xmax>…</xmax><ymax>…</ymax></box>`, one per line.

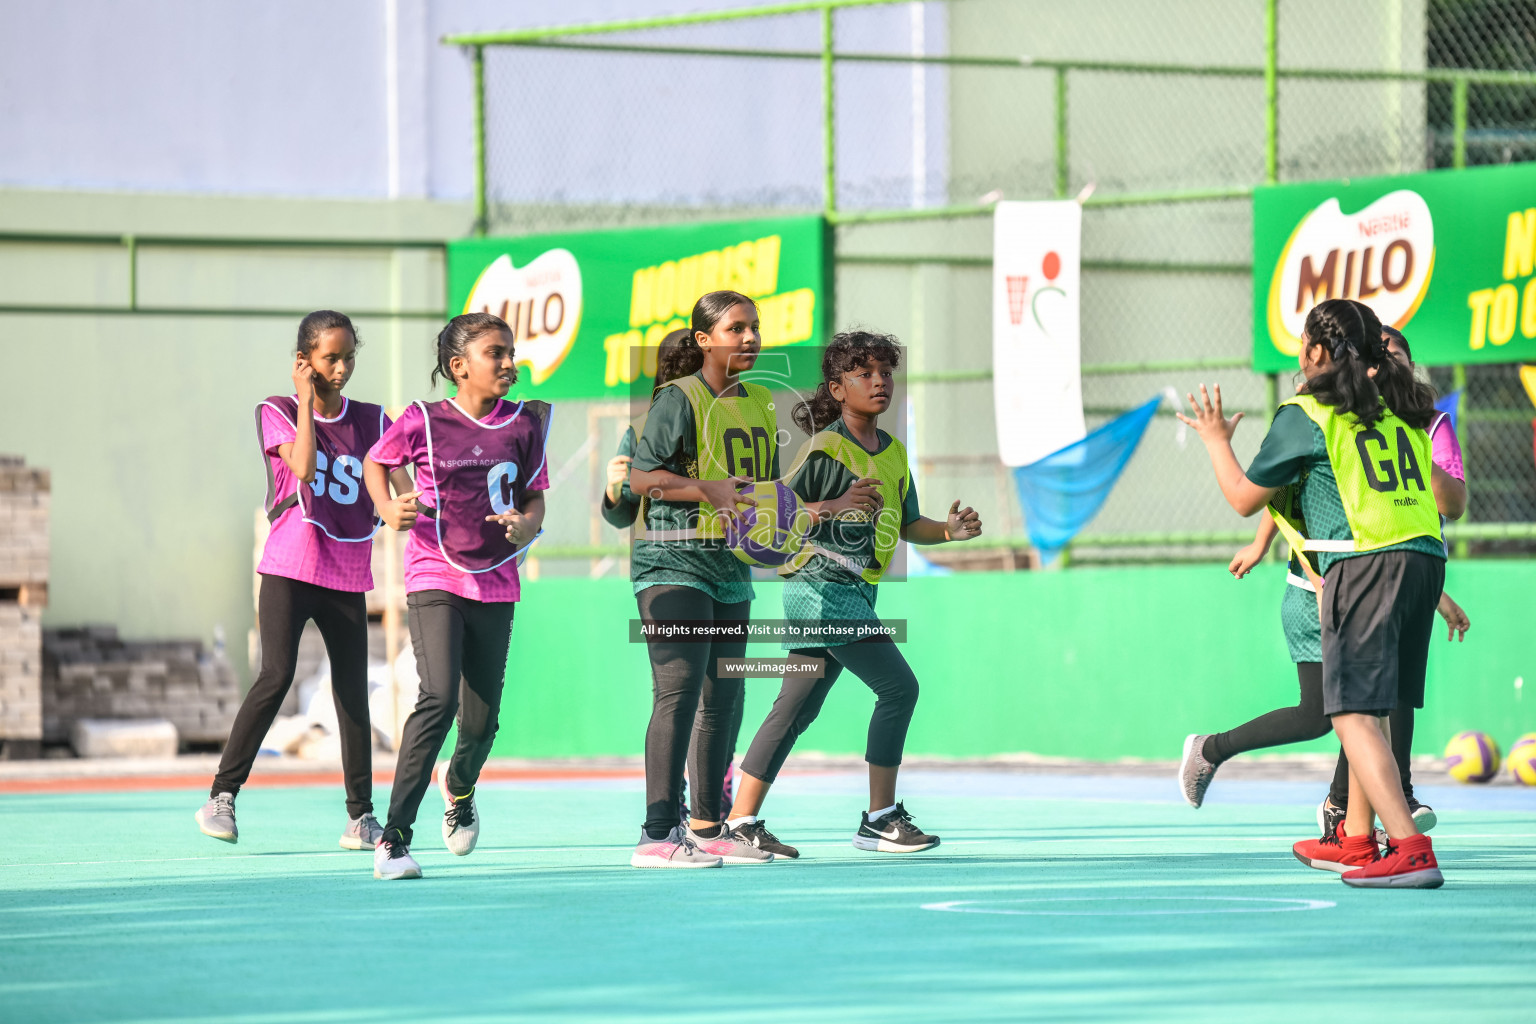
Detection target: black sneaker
<box><xmin>731</xmin><ymin>819</ymin><xmax>799</xmax><ymax>859</ymax></box>
<box><xmin>853</xmin><ymin>802</ymin><xmax>939</xmax><ymax>854</ymax></box>
<box><xmin>1316</xmin><ymin>798</ymin><xmax>1345</xmax><ymax>839</ymax></box>
<box><xmin>1408</xmin><ymin>799</ymin><xmax>1437</xmax><ymax>833</ymax></box>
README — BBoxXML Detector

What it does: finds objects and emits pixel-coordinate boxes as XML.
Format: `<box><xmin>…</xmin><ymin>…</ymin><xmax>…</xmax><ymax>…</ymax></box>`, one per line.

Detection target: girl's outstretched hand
<box><xmin>1176</xmin><ymin>384</ymin><xmax>1244</xmax><ymax>444</ymax></box>
<box><xmin>945</xmin><ymin>500</ymin><xmax>982</xmax><ymax>541</ymax></box>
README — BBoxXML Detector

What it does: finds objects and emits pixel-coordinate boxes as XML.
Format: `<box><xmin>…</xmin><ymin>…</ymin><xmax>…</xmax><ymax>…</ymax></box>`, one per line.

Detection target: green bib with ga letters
<box><xmin>1279</xmin><ymin>394</ymin><xmax>1442</xmax><ymax>554</ymax></box>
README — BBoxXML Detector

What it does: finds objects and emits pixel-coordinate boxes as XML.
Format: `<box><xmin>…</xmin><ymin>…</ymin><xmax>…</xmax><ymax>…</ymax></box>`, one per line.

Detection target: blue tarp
<box><xmin>1435</xmin><ymin>389</ymin><xmax>1461</xmax><ymax>433</ymax></box>
<box><xmin>1011</xmin><ymin>394</ymin><xmax>1162</xmax><ymax>563</ymax></box>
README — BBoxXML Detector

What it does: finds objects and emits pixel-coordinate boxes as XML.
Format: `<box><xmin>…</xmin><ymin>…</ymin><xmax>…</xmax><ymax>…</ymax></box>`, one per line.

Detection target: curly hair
<box><xmin>793</xmin><ymin>329</ymin><xmax>902</xmax><ymax>434</ymax></box>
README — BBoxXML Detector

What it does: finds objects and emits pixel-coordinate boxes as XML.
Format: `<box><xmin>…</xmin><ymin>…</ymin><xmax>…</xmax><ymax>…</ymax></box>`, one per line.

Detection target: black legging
<box><xmin>638</xmin><ymin>585</ymin><xmax>747</xmax><ymax>837</ymax></box>
<box><xmin>739</xmin><ymin>636</ymin><xmax>919</xmax><ymax>785</ymax></box>
<box><xmin>1203</xmin><ymin>661</ymin><xmax>1417</xmax><ymax>806</ymax></box>
<box><xmin>383</xmin><ymin>590</ymin><xmax>515</xmax><ymax>845</ymax></box>
<box><xmin>213</xmin><ymin>574</ymin><xmax>373</xmax><ymax>818</ymax></box>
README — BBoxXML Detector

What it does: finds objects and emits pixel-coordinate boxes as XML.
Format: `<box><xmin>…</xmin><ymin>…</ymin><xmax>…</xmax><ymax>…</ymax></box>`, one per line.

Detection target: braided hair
<box><xmin>1300</xmin><ymin>299</ymin><xmax>1433</xmax><ymax>430</ymax></box>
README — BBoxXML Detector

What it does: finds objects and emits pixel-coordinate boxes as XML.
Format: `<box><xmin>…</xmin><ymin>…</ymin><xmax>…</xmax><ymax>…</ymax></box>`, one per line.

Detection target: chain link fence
<box><xmin>455</xmin><ymin>0</ymin><xmax>1536</xmax><ymax>575</ymax></box>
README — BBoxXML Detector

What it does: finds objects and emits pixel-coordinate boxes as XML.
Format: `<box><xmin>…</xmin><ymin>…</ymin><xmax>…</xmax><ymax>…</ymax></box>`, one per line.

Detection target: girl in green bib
<box><xmin>723</xmin><ymin>330</ymin><xmax>982</xmax><ymax>859</ymax></box>
<box><xmin>626</xmin><ymin>291</ymin><xmax>779</xmax><ymax>868</ymax></box>
<box><xmin>1179</xmin><ymin>298</ymin><xmax>1460</xmax><ymax>889</ymax></box>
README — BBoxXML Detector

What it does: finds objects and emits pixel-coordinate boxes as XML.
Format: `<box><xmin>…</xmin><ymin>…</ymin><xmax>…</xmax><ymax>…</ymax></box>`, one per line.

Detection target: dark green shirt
<box><xmin>629</xmin><ymin>372</ymin><xmax>781</xmax><ymax>603</ymax></box>
<box><xmin>1247</xmin><ymin>404</ymin><xmax>1444</xmax><ymax>572</ymax></box>
<box><xmin>786</xmin><ymin>418</ymin><xmax>921</xmax><ymax>584</ymax></box>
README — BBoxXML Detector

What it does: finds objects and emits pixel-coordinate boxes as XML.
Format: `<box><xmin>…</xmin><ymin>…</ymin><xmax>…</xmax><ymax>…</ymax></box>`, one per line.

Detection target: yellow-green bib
<box><xmin>662</xmin><ymin>375</ymin><xmax>777</xmax><ymax>540</ymax></box>
<box><xmin>1279</xmin><ymin>394</ymin><xmax>1442</xmax><ymax>554</ymax></box>
<box><xmin>781</xmin><ymin>429</ymin><xmax>911</xmax><ymax>584</ymax></box>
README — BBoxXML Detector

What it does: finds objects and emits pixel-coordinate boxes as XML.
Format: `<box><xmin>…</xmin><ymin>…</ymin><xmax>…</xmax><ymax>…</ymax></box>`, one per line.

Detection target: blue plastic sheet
<box><xmin>1011</xmin><ymin>394</ymin><xmax>1162</xmax><ymax>563</ymax></box>
<box><xmin>1435</xmin><ymin>389</ymin><xmax>1461</xmax><ymax>433</ymax></box>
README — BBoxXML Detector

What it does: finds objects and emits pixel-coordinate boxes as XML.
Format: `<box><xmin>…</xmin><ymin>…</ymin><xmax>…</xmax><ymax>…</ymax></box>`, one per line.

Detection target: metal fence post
<box><xmin>472</xmin><ymin>45</ymin><xmax>488</xmax><ymax>236</ymax></box>
<box><xmin>822</xmin><ymin>3</ymin><xmax>836</xmax><ymax>216</ymax></box>
<box><xmin>1054</xmin><ymin>67</ymin><xmax>1069</xmax><ymax>199</ymax></box>
<box><xmin>1264</xmin><ymin>0</ymin><xmax>1278</xmax><ymax>184</ymax></box>
<box><xmin>1452</xmin><ymin>76</ymin><xmax>1469</xmax><ymax>169</ymax></box>
<box><xmin>123</xmin><ymin>235</ymin><xmax>138</xmax><ymax>311</ymax></box>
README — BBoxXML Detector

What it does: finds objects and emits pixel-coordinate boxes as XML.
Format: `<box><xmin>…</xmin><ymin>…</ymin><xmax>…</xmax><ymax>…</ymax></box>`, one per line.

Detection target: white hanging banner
<box><xmin>992</xmin><ymin>200</ymin><xmax>1085</xmax><ymax>467</ymax></box>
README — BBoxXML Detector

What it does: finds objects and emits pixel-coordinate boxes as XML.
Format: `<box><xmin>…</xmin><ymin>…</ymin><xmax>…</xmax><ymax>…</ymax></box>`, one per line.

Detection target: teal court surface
<box><xmin>2</xmin><ymin>767</ymin><xmax>1532</xmax><ymax>1023</ymax></box>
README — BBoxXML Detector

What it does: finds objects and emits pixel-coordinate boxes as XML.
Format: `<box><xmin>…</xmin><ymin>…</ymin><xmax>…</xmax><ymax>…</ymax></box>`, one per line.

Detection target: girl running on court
<box><xmin>1179</xmin><ymin>298</ymin><xmax>1457</xmax><ymax>889</ymax></box>
<box><xmin>199</xmin><ymin>310</ymin><xmax>395</xmax><ymax>849</ymax></box>
<box><xmin>722</xmin><ymin>330</ymin><xmax>981</xmax><ymax>860</ymax></box>
<box><xmin>1179</xmin><ymin>326</ymin><xmax>1470</xmax><ymax>839</ymax></box>
<box><xmin>626</xmin><ymin>291</ymin><xmax>778</xmax><ymax>869</ymax></box>
<box><xmin>362</xmin><ymin>312</ymin><xmax>550</xmax><ymax>880</ymax></box>
<box><xmin>601</xmin><ymin>330</ymin><xmax>742</xmax><ymax>824</ymax></box>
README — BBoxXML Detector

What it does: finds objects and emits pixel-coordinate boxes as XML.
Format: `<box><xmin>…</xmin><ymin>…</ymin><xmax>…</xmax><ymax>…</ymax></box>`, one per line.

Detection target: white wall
<box><xmin>0</xmin><ymin>0</ymin><xmax>948</xmax><ymax>207</ymax></box>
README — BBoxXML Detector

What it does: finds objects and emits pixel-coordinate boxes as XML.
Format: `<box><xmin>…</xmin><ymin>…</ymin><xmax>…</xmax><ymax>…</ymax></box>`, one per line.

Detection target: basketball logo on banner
<box><xmin>993</xmin><ymin>202</ymin><xmax>1085</xmax><ymax>468</ymax></box>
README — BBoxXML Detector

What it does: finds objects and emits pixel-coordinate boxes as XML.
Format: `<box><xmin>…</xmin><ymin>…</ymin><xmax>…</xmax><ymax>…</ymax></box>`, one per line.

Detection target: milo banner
<box><xmin>448</xmin><ymin>216</ymin><xmax>828</xmax><ymax>400</ymax></box>
<box><xmin>1254</xmin><ymin>162</ymin><xmax>1536</xmax><ymax>372</ymax></box>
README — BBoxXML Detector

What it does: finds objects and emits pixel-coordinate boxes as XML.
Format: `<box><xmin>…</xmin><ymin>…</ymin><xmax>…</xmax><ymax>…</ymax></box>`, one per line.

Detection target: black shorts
<box><xmin>1320</xmin><ymin>550</ymin><xmax>1444</xmax><ymax>716</ymax></box>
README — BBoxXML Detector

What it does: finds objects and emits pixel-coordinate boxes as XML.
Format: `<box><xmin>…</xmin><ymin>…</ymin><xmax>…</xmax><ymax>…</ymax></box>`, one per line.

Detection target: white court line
<box><xmin>7</xmin><ymin>834</ymin><xmax>1532</xmax><ymax>870</ymax></box>
<box><xmin>922</xmin><ymin>896</ymin><xmax>1337</xmax><ymax>917</ymax></box>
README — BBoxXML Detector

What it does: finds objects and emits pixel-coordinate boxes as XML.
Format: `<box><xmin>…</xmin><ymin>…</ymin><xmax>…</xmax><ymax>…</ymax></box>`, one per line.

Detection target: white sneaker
<box><xmin>630</xmin><ymin>826</ymin><xmax>723</xmax><ymax>868</ymax></box>
<box><xmin>373</xmin><ymin>834</ymin><xmax>422</xmax><ymax>880</ymax></box>
<box><xmin>437</xmin><ymin>761</ymin><xmax>479</xmax><ymax>856</ymax></box>
<box><xmin>339</xmin><ymin>812</ymin><xmax>384</xmax><ymax>850</ymax></box>
<box><xmin>195</xmin><ymin>792</ymin><xmax>238</xmax><ymax>843</ymax></box>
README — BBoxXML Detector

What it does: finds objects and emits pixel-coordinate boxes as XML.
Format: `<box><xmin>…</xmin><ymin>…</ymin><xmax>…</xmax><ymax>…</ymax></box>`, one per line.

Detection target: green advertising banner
<box><xmin>1253</xmin><ymin>162</ymin><xmax>1536</xmax><ymax>372</ymax></box>
<box><xmin>447</xmin><ymin>216</ymin><xmax>829</xmax><ymax>400</ymax></box>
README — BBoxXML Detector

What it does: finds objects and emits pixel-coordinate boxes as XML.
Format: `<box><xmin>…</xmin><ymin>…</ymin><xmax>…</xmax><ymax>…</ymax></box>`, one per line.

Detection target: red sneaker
<box><xmin>1292</xmin><ymin>825</ymin><xmax>1378</xmax><ymax>873</ymax></box>
<box><xmin>1341</xmin><ymin>833</ymin><xmax>1443</xmax><ymax>889</ymax></box>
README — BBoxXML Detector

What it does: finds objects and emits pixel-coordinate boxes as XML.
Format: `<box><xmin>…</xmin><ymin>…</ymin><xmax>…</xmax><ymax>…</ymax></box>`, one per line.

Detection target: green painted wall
<box><xmin>492</xmin><ymin>560</ymin><xmax>1535</xmax><ymax>761</ymax></box>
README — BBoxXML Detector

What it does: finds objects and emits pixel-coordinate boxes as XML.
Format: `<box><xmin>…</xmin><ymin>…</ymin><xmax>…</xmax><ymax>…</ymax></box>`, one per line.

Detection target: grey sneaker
<box><xmin>373</xmin><ymin>833</ymin><xmax>422</xmax><ymax>880</ymax></box>
<box><xmin>196</xmin><ymin>792</ymin><xmax>238</xmax><ymax>843</ymax></box>
<box><xmin>437</xmin><ymin>761</ymin><xmax>479</xmax><ymax>856</ymax></box>
<box><xmin>630</xmin><ymin>825</ymin><xmax>723</xmax><ymax>869</ymax></box>
<box><xmin>340</xmin><ymin>812</ymin><xmax>384</xmax><ymax>850</ymax></box>
<box><xmin>1179</xmin><ymin>734</ymin><xmax>1218</xmax><ymax>808</ymax></box>
<box><xmin>685</xmin><ymin>822</ymin><xmax>774</xmax><ymax>864</ymax></box>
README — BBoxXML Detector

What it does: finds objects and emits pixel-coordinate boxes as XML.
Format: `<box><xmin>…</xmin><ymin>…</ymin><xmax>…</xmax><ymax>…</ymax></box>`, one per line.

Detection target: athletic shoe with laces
<box><xmin>1341</xmin><ymin>832</ymin><xmax>1442</xmax><ymax>889</ymax></box>
<box><xmin>437</xmin><ymin>761</ymin><xmax>479</xmax><ymax>856</ymax></box>
<box><xmin>853</xmin><ymin>802</ymin><xmax>940</xmax><ymax>853</ymax></box>
<box><xmin>631</xmin><ymin>825</ymin><xmax>723</xmax><ymax>869</ymax></box>
<box><xmin>1316</xmin><ymin>798</ymin><xmax>1345</xmax><ymax>840</ymax></box>
<box><xmin>339</xmin><ymin>812</ymin><xmax>384</xmax><ymax>850</ymax></box>
<box><xmin>730</xmin><ymin>819</ymin><xmax>799</xmax><ymax>859</ymax></box>
<box><xmin>1292</xmin><ymin>822</ymin><xmax>1378</xmax><ymax>873</ymax></box>
<box><xmin>1179</xmin><ymin>734</ymin><xmax>1218</xmax><ymax>808</ymax></box>
<box><xmin>686</xmin><ymin>823</ymin><xmax>774</xmax><ymax>864</ymax></box>
<box><xmin>373</xmin><ymin>832</ymin><xmax>422</xmax><ymax>880</ymax></box>
<box><xmin>196</xmin><ymin>792</ymin><xmax>238</xmax><ymax>843</ymax></box>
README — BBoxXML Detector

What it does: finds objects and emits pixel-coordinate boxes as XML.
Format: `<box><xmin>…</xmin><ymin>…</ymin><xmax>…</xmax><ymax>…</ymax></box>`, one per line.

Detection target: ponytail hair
<box><xmin>653</xmin><ymin>328</ymin><xmax>703</xmax><ymax>395</ymax></box>
<box><xmin>793</xmin><ymin>329</ymin><xmax>902</xmax><ymax>434</ymax></box>
<box><xmin>1300</xmin><ymin>299</ymin><xmax>1433</xmax><ymax>429</ymax></box>
<box><xmin>297</xmin><ymin>310</ymin><xmax>359</xmax><ymax>355</ymax></box>
<box><xmin>430</xmin><ymin>311</ymin><xmax>514</xmax><ymax>390</ymax></box>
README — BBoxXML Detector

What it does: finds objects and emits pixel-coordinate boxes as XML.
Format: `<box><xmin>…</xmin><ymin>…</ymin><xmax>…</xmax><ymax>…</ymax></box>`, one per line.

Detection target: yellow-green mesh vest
<box><xmin>1279</xmin><ymin>394</ymin><xmax>1442</xmax><ymax>554</ymax></box>
<box><xmin>780</xmin><ymin>429</ymin><xmax>911</xmax><ymax>584</ymax></box>
<box><xmin>658</xmin><ymin>375</ymin><xmax>777</xmax><ymax>540</ymax></box>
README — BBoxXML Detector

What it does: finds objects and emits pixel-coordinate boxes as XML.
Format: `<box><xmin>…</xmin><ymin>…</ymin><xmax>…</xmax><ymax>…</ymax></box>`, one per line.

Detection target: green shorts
<box><xmin>781</xmin><ymin>576</ymin><xmax>881</xmax><ymax>651</ymax></box>
<box><xmin>1281</xmin><ymin>579</ymin><xmax>1322</xmax><ymax>664</ymax></box>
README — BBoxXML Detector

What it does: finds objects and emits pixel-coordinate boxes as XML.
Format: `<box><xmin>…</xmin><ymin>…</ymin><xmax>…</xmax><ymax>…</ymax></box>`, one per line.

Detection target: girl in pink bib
<box><xmin>199</xmin><ymin>311</ymin><xmax>401</xmax><ymax>853</ymax></box>
<box><xmin>364</xmin><ymin>312</ymin><xmax>550</xmax><ymax>880</ymax></box>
